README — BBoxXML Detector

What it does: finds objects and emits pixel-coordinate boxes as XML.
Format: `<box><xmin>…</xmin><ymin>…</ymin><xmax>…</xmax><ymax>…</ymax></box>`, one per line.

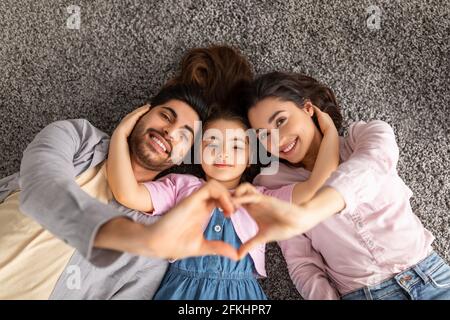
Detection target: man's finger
<box><xmin>200</xmin><ymin>240</ymin><xmax>239</xmax><ymax>261</ymax></box>
<box><xmin>237</xmin><ymin>234</ymin><xmax>266</xmax><ymax>260</ymax></box>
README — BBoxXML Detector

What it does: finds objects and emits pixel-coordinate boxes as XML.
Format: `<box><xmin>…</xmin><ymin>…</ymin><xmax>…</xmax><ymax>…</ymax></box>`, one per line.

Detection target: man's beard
<box><xmin>129</xmin><ymin>123</ymin><xmax>175</xmax><ymax>172</ymax></box>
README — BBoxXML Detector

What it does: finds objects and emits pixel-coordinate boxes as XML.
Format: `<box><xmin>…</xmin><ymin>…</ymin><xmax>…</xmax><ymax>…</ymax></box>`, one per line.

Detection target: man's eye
<box><xmin>161</xmin><ymin>112</ymin><xmax>170</xmax><ymax>121</ymax></box>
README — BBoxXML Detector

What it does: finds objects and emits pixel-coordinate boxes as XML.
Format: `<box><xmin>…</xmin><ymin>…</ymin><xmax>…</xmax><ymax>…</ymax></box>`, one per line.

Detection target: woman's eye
<box><xmin>276</xmin><ymin>117</ymin><xmax>286</xmax><ymax>128</ymax></box>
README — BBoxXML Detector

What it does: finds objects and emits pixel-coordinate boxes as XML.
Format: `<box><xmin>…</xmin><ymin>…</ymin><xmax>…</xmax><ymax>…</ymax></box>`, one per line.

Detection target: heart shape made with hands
<box><xmin>153</xmin><ymin>179</ymin><xmax>302</xmax><ymax>261</ymax></box>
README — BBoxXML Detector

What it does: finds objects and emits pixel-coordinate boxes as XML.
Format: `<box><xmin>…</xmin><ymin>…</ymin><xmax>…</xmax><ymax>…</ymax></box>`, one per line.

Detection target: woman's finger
<box><xmin>237</xmin><ymin>234</ymin><xmax>266</xmax><ymax>259</ymax></box>
<box><xmin>232</xmin><ymin>194</ymin><xmax>261</xmax><ymax>206</ymax></box>
<box><xmin>234</xmin><ymin>183</ymin><xmax>258</xmax><ymax>198</ymax></box>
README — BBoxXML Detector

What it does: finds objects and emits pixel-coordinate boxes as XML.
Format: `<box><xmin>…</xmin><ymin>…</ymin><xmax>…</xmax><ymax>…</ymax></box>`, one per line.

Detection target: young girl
<box><xmin>237</xmin><ymin>71</ymin><xmax>450</xmax><ymax>300</ymax></box>
<box><xmin>105</xmin><ymin>101</ymin><xmax>340</xmax><ymax>300</ymax></box>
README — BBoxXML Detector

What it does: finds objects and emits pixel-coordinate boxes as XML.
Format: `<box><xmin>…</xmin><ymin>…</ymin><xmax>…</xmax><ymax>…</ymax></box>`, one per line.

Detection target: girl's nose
<box><xmin>217</xmin><ymin>151</ymin><xmax>229</xmax><ymax>160</ymax></box>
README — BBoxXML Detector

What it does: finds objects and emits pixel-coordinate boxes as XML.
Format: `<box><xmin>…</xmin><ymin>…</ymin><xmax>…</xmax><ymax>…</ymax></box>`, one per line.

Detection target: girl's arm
<box><xmin>106</xmin><ymin>106</ymin><xmax>154</xmax><ymax>212</ymax></box>
<box><xmin>291</xmin><ymin>105</ymin><xmax>340</xmax><ymax>205</ymax></box>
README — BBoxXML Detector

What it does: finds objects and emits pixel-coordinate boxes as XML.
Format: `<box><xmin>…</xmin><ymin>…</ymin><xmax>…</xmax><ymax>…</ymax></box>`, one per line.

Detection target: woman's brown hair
<box><xmin>240</xmin><ymin>71</ymin><xmax>343</xmax><ymax>131</ymax></box>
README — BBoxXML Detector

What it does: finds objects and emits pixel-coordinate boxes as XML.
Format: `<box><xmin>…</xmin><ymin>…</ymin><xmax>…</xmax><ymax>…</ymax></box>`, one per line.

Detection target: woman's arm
<box><xmin>280</xmin><ymin>235</ymin><xmax>340</xmax><ymax>300</ymax></box>
<box><xmin>106</xmin><ymin>106</ymin><xmax>154</xmax><ymax>212</ymax></box>
<box><xmin>292</xmin><ymin>105</ymin><xmax>340</xmax><ymax>205</ymax></box>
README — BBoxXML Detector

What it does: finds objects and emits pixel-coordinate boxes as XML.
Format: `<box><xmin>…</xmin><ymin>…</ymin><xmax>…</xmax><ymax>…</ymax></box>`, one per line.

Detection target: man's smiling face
<box><xmin>129</xmin><ymin>99</ymin><xmax>200</xmax><ymax>172</ymax></box>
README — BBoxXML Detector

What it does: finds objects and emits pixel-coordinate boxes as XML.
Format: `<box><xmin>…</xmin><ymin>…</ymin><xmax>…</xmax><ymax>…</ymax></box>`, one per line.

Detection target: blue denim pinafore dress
<box><xmin>153</xmin><ymin>207</ymin><xmax>267</xmax><ymax>300</ymax></box>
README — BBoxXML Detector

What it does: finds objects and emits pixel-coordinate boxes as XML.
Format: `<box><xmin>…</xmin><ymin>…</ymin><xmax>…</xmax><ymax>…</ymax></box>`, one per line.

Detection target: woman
<box><xmin>232</xmin><ymin>71</ymin><xmax>450</xmax><ymax>300</ymax></box>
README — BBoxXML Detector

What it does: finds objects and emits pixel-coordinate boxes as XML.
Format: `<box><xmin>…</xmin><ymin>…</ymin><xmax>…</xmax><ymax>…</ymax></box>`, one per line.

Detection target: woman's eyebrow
<box><xmin>268</xmin><ymin>110</ymin><xmax>285</xmax><ymax>124</ymax></box>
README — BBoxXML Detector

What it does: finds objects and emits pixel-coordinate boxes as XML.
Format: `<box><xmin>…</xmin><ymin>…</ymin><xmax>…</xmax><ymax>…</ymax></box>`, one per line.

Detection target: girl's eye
<box><xmin>275</xmin><ymin>117</ymin><xmax>286</xmax><ymax>128</ymax></box>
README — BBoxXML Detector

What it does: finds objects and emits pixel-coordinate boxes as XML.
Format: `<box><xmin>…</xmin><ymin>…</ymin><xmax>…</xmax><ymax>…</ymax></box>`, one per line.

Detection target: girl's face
<box><xmin>201</xmin><ymin>119</ymin><xmax>250</xmax><ymax>187</ymax></box>
<box><xmin>248</xmin><ymin>97</ymin><xmax>317</xmax><ymax>164</ymax></box>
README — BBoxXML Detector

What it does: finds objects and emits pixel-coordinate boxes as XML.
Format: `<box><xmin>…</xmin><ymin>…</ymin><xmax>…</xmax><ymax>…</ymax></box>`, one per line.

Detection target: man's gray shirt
<box><xmin>0</xmin><ymin>119</ymin><xmax>168</xmax><ymax>299</ymax></box>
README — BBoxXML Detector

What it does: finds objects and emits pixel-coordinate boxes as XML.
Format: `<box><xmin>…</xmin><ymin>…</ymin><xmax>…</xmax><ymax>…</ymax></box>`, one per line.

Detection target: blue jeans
<box><xmin>342</xmin><ymin>252</ymin><xmax>450</xmax><ymax>300</ymax></box>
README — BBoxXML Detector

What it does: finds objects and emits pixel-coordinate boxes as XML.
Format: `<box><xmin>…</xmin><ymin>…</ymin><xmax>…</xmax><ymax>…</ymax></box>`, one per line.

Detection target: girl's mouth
<box><xmin>213</xmin><ymin>163</ymin><xmax>234</xmax><ymax>168</ymax></box>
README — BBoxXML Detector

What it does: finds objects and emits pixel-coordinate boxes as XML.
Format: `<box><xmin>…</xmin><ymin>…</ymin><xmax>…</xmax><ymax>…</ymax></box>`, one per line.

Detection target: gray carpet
<box><xmin>0</xmin><ymin>0</ymin><xmax>449</xmax><ymax>299</ymax></box>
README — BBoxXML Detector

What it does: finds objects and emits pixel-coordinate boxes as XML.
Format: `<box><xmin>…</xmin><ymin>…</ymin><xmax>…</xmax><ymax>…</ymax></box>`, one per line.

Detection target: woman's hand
<box><xmin>232</xmin><ymin>183</ymin><xmax>316</xmax><ymax>259</ymax></box>
<box><xmin>232</xmin><ymin>183</ymin><xmax>345</xmax><ymax>259</ymax></box>
<box><xmin>115</xmin><ymin>105</ymin><xmax>150</xmax><ymax>137</ymax></box>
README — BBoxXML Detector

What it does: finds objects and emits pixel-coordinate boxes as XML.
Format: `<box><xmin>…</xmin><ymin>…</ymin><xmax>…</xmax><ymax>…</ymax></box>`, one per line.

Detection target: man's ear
<box><xmin>303</xmin><ymin>101</ymin><xmax>315</xmax><ymax>117</ymax></box>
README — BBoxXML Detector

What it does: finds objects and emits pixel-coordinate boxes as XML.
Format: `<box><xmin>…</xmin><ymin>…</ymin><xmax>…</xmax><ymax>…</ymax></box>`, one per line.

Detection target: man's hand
<box><xmin>95</xmin><ymin>180</ymin><xmax>240</xmax><ymax>261</ymax></box>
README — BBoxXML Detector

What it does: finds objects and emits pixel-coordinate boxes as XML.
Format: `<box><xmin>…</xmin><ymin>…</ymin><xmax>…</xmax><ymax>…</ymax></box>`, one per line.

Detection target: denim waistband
<box><xmin>342</xmin><ymin>251</ymin><xmax>444</xmax><ymax>299</ymax></box>
<box><xmin>166</xmin><ymin>265</ymin><xmax>257</xmax><ymax>280</ymax></box>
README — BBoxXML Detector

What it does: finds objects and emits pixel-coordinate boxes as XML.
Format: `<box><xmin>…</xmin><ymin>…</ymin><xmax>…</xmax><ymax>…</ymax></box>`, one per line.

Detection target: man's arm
<box><xmin>19</xmin><ymin>119</ymin><xmax>130</xmax><ymax>267</ymax></box>
<box><xmin>19</xmin><ymin>119</ymin><xmax>240</xmax><ymax>264</ymax></box>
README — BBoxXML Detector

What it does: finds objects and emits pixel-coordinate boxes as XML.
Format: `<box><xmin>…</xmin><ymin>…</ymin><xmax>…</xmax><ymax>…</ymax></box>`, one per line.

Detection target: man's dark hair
<box><xmin>150</xmin><ymin>83</ymin><xmax>209</xmax><ymax>122</ymax></box>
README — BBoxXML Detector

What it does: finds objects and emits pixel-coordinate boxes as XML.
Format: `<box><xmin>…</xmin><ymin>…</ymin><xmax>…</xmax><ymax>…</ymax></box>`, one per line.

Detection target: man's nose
<box><xmin>163</xmin><ymin>127</ymin><xmax>175</xmax><ymax>141</ymax></box>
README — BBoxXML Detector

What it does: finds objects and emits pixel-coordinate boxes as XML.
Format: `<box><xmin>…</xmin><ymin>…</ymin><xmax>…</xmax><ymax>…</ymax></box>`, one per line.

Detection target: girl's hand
<box><xmin>115</xmin><ymin>105</ymin><xmax>150</xmax><ymax>137</ymax></box>
<box><xmin>232</xmin><ymin>183</ymin><xmax>316</xmax><ymax>259</ymax></box>
<box><xmin>309</xmin><ymin>103</ymin><xmax>336</xmax><ymax>135</ymax></box>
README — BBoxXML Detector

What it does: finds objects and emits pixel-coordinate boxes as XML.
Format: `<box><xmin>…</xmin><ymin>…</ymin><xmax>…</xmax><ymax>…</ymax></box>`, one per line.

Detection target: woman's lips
<box><xmin>279</xmin><ymin>137</ymin><xmax>298</xmax><ymax>156</ymax></box>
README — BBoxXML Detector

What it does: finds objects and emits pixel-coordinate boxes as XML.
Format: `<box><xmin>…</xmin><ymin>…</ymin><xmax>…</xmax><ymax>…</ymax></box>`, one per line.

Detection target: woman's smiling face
<box><xmin>248</xmin><ymin>97</ymin><xmax>317</xmax><ymax>164</ymax></box>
